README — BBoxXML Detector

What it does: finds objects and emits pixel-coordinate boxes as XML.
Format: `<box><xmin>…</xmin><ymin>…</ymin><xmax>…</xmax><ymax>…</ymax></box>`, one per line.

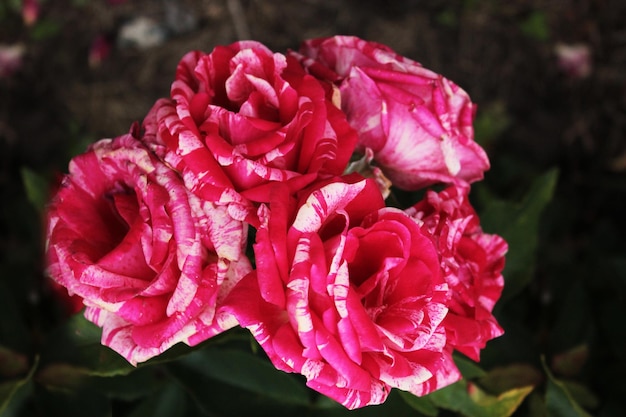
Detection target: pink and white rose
<box><xmin>226</xmin><ymin>177</ymin><xmax>461</xmax><ymax>409</ymax></box>
<box><xmin>296</xmin><ymin>35</ymin><xmax>490</xmax><ymax>190</ymax></box>
<box><xmin>149</xmin><ymin>40</ymin><xmax>358</xmax><ymax>223</ymax></box>
<box><xmin>45</xmin><ymin>127</ymin><xmax>251</xmax><ymax>364</ymax></box>
<box><xmin>406</xmin><ymin>185</ymin><xmax>506</xmax><ymax>360</ymax></box>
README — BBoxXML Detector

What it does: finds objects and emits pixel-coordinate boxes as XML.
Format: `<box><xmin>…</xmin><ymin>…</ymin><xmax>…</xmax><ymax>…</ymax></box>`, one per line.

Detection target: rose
<box><xmin>149</xmin><ymin>40</ymin><xmax>358</xmax><ymax>223</ymax></box>
<box><xmin>295</xmin><ymin>35</ymin><xmax>490</xmax><ymax>190</ymax></box>
<box><xmin>405</xmin><ymin>185</ymin><xmax>506</xmax><ymax>360</ymax></box>
<box><xmin>45</xmin><ymin>127</ymin><xmax>252</xmax><ymax>364</ymax></box>
<box><xmin>225</xmin><ymin>177</ymin><xmax>460</xmax><ymax>409</ymax></box>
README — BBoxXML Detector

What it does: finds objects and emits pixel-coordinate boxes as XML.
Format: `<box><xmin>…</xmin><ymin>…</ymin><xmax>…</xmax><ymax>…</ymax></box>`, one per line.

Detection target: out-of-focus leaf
<box><xmin>0</xmin><ymin>0</ymin><xmax>20</xmax><ymax>18</ymax></box>
<box><xmin>35</xmin><ymin>363</ymin><xmax>86</xmax><ymax>390</ymax></box>
<box><xmin>561</xmin><ymin>380</ymin><xmax>599</xmax><ymax>410</ymax></box>
<box><xmin>0</xmin><ymin>379</ymin><xmax>33</xmax><ymax>417</ymax></box>
<box><xmin>427</xmin><ymin>379</ymin><xmax>533</xmax><ymax>417</ymax></box>
<box><xmin>473</xmin><ymin>101</ymin><xmax>510</xmax><ymax>147</ymax></box>
<box><xmin>436</xmin><ymin>10</ymin><xmax>457</xmax><ymax>28</ymax></box>
<box><xmin>479</xmin><ymin>169</ymin><xmax>559</xmax><ymax>302</ymax></box>
<box><xmin>541</xmin><ymin>356</ymin><xmax>592</xmax><ymax>417</ymax></box>
<box><xmin>551</xmin><ymin>344</ymin><xmax>589</xmax><ymax>378</ymax></box>
<box><xmin>29</xmin><ymin>19</ymin><xmax>61</xmax><ymax>40</ymax></box>
<box><xmin>20</xmin><ymin>167</ymin><xmax>49</xmax><ymax>214</ymax></box>
<box><xmin>0</xmin><ymin>346</ymin><xmax>28</xmax><ymax>378</ymax></box>
<box><xmin>0</xmin><ymin>355</ymin><xmax>38</xmax><ymax>416</ymax></box>
<box><xmin>527</xmin><ymin>391</ymin><xmax>548</xmax><ymax>417</ymax></box>
<box><xmin>176</xmin><ymin>348</ymin><xmax>310</xmax><ymax>406</ymax></box>
<box><xmin>550</xmin><ymin>278</ymin><xmax>593</xmax><ymax>353</ymax></box>
<box><xmin>128</xmin><ymin>381</ymin><xmax>186</xmax><ymax>417</ymax></box>
<box><xmin>398</xmin><ymin>390</ymin><xmax>439</xmax><ymax>416</ymax></box>
<box><xmin>478</xmin><ymin>363</ymin><xmax>542</xmax><ymax>395</ymax></box>
<box><xmin>519</xmin><ymin>11</ymin><xmax>550</xmax><ymax>41</ymax></box>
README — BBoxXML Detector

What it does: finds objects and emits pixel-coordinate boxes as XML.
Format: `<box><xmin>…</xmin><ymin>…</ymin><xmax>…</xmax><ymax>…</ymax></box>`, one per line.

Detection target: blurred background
<box><xmin>1</xmin><ymin>1</ymin><xmax>625</xmax><ymax>416</ymax></box>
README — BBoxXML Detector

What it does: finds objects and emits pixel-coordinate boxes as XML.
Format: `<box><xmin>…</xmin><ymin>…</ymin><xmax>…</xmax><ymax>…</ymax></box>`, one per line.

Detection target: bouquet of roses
<box><xmin>44</xmin><ymin>35</ymin><xmax>506</xmax><ymax>410</ymax></box>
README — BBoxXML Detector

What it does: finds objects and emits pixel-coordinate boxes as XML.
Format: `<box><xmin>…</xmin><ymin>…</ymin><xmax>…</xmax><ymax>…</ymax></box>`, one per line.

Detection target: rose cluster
<box><xmin>45</xmin><ymin>36</ymin><xmax>506</xmax><ymax>409</ymax></box>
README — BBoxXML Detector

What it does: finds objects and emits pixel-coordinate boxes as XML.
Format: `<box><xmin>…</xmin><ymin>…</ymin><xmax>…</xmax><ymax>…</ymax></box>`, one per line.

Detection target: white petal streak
<box><xmin>292</xmin><ymin>180</ymin><xmax>366</xmax><ymax>233</ymax></box>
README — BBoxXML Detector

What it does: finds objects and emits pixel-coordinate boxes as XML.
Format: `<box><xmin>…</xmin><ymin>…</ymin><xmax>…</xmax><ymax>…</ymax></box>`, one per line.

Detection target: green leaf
<box><xmin>34</xmin><ymin>385</ymin><xmax>111</xmax><ymax>417</ymax></box>
<box><xmin>177</xmin><ymin>347</ymin><xmax>310</xmax><ymax>406</ymax></box>
<box><xmin>128</xmin><ymin>382</ymin><xmax>187</xmax><ymax>417</ymax></box>
<box><xmin>60</xmin><ymin>313</ymin><xmax>103</xmax><ymax>345</ymax></box>
<box><xmin>479</xmin><ymin>169</ymin><xmax>559</xmax><ymax>302</ymax></box>
<box><xmin>74</xmin><ymin>344</ymin><xmax>135</xmax><ymax>377</ymax></box>
<box><xmin>20</xmin><ymin>167</ymin><xmax>49</xmax><ymax>214</ymax></box>
<box><xmin>41</xmin><ymin>313</ymin><xmax>134</xmax><ymax>377</ymax></box>
<box><xmin>427</xmin><ymin>379</ymin><xmax>533</xmax><ymax>417</ymax></box>
<box><xmin>398</xmin><ymin>390</ymin><xmax>439</xmax><ymax>416</ymax></box>
<box><xmin>169</xmin><ymin>357</ymin><xmax>305</xmax><ymax>416</ymax></box>
<box><xmin>89</xmin><ymin>366</ymin><xmax>165</xmax><ymax>401</ymax></box>
<box><xmin>0</xmin><ymin>356</ymin><xmax>38</xmax><ymax>416</ymax></box>
<box><xmin>454</xmin><ymin>353</ymin><xmax>487</xmax><ymax>379</ymax></box>
<box><xmin>541</xmin><ymin>356</ymin><xmax>592</xmax><ymax>417</ymax></box>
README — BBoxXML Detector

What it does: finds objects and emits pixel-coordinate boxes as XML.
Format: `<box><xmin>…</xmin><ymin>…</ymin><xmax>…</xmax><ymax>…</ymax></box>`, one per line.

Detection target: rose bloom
<box><xmin>150</xmin><ymin>40</ymin><xmax>357</xmax><ymax>223</ymax></box>
<box><xmin>295</xmin><ymin>35</ymin><xmax>490</xmax><ymax>190</ymax></box>
<box><xmin>45</xmin><ymin>127</ymin><xmax>251</xmax><ymax>365</ymax></box>
<box><xmin>405</xmin><ymin>185</ymin><xmax>506</xmax><ymax>360</ymax></box>
<box><xmin>225</xmin><ymin>177</ymin><xmax>460</xmax><ymax>409</ymax></box>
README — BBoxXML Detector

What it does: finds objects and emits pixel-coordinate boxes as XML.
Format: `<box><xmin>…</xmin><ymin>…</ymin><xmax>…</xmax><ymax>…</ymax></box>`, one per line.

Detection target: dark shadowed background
<box><xmin>1</xmin><ymin>1</ymin><xmax>625</xmax><ymax>416</ymax></box>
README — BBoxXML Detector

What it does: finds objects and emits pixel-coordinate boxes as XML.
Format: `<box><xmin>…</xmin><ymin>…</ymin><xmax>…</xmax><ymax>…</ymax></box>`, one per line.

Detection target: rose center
<box><xmin>99</xmin><ymin>182</ymin><xmax>138</xmax><ymax>253</ymax></box>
